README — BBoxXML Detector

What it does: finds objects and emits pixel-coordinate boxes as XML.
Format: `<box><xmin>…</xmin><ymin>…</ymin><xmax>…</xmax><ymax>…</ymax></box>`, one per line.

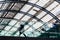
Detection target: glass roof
<box><xmin>0</xmin><ymin>0</ymin><xmax>60</xmax><ymax>37</ymax></box>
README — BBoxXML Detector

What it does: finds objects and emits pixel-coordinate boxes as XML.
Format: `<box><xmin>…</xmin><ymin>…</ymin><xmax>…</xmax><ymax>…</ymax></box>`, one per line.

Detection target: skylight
<box><xmin>14</xmin><ymin>13</ymin><xmax>24</xmax><ymax>19</ymax></box>
<box><xmin>0</xmin><ymin>0</ymin><xmax>60</xmax><ymax>37</ymax></box>
<box><xmin>21</xmin><ymin>4</ymin><xmax>32</xmax><ymax>12</ymax></box>
<box><xmin>4</xmin><ymin>26</ymin><xmax>11</xmax><ymax>31</ymax></box>
<box><xmin>41</xmin><ymin>14</ymin><xmax>53</xmax><ymax>22</ymax></box>
<box><xmin>9</xmin><ymin>20</ymin><xmax>17</xmax><ymax>25</ymax></box>
<box><xmin>21</xmin><ymin>15</ymin><xmax>31</xmax><ymax>21</ymax></box>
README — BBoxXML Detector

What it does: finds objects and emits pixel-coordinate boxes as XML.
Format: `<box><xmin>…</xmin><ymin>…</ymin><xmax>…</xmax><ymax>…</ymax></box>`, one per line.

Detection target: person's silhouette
<box><xmin>19</xmin><ymin>24</ymin><xmax>24</xmax><ymax>31</ymax></box>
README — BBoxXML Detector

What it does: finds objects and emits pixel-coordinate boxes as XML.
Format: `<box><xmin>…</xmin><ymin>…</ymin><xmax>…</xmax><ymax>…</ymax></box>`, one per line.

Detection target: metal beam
<box><xmin>0</xmin><ymin>10</ymin><xmax>19</xmax><ymax>12</ymax></box>
<box><xmin>27</xmin><ymin>2</ymin><xmax>60</xmax><ymax>23</ymax></box>
<box><xmin>0</xmin><ymin>17</ymin><xmax>18</xmax><ymax>20</ymax></box>
<box><xmin>0</xmin><ymin>1</ymin><xmax>27</xmax><ymax>3</ymax></box>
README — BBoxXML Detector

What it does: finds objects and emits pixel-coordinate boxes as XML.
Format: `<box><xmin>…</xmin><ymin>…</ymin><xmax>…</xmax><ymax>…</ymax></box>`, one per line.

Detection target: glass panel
<box><xmin>5</xmin><ymin>33</ymin><xmax>11</xmax><ymax>36</ymax></box>
<box><xmin>28</xmin><ymin>8</ymin><xmax>37</xmax><ymax>15</ymax></box>
<box><xmin>20</xmin><ymin>34</ymin><xmax>25</xmax><ymax>37</ymax></box>
<box><xmin>46</xmin><ymin>1</ymin><xmax>59</xmax><ymax>11</ymax></box>
<box><xmin>0</xmin><ymin>31</ymin><xmax>7</xmax><ymax>36</ymax></box>
<box><xmin>36</xmin><ymin>11</ymin><xmax>46</xmax><ymax>19</ymax></box>
<box><xmin>41</xmin><ymin>14</ymin><xmax>53</xmax><ymax>22</ymax></box>
<box><xmin>15</xmin><ymin>31</ymin><xmax>19</xmax><ymax>35</ymax></box>
<box><xmin>1</xmin><ymin>19</ymin><xmax>10</xmax><ymax>25</ymax></box>
<box><xmin>9</xmin><ymin>20</ymin><xmax>17</xmax><ymax>25</ymax></box>
<box><xmin>14</xmin><ymin>13</ymin><xmax>24</xmax><ymax>19</ymax></box>
<box><xmin>28</xmin><ymin>0</ymin><xmax>38</xmax><ymax>4</ymax></box>
<box><xmin>21</xmin><ymin>15</ymin><xmax>31</xmax><ymax>21</ymax></box>
<box><xmin>28</xmin><ymin>21</ymin><xmax>35</xmax><ymax>25</ymax></box>
<box><xmin>36</xmin><ymin>0</ymin><xmax>50</xmax><ymax>7</ymax></box>
<box><xmin>4</xmin><ymin>26</ymin><xmax>11</xmax><ymax>31</ymax></box>
<box><xmin>14</xmin><ymin>22</ymin><xmax>20</xmax><ymax>27</ymax></box>
<box><xmin>21</xmin><ymin>4</ymin><xmax>32</xmax><ymax>12</ymax></box>
<box><xmin>10</xmin><ymin>27</ymin><xmax>18</xmax><ymax>32</ymax></box>
<box><xmin>24</xmin><ymin>25</ymin><xmax>30</xmax><ymax>30</ymax></box>
<box><xmin>33</xmin><ymin>22</ymin><xmax>43</xmax><ymax>29</ymax></box>
<box><xmin>51</xmin><ymin>5</ymin><xmax>60</xmax><ymax>16</ymax></box>
<box><xmin>24</xmin><ymin>27</ymin><xmax>34</xmax><ymax>37</ymax></box>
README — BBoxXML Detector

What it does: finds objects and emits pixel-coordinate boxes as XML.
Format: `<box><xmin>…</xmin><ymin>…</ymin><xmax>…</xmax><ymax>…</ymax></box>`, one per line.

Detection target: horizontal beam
<box><xmin>0</xmin><ymin>10</ymin><xmax>20</xmax><ymax>12</ymax></box>
<box><xmin>0</xmin><ymin>17</ymin><xmax>18</xmax><ymax>20</ymax></box>
<box><xmin>0</xmin><ymin>1</ymin><xmax>27</xmax><ymax>3</ymax></box>
<box><xmin>0</xmin><ymin>36</ymin><xmax>59</xmax><ymax>40</ymax></box>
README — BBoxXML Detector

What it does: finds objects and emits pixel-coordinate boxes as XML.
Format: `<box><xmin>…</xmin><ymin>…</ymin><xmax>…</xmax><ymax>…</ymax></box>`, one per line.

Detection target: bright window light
<box><xmin>0</xmin><ymin>0</ymin><xmax>4</xmax><ymax>1</ymax></box>
<box><xmin>20</xmin><ymin>34</ymin><xmax>25</xmax><ymax>37</ymax></box>
<box><xmin>14</xmin><ymin>34</ymin><xmax>18</xmax><ymax>36</ymax></box>
<box><xmin>24</xmin><ymin>29</ymin><xmax>41</xmax><ymax>37</ymax></box>
<box><xmin>54</xmin><ymin>10</ymin><xmax>60</xmax><ymax>20</ymax></box>
<box><xmin>24</xmin><ymin>27</ymin><xmax>34</xmax><ymax>37</ymax></box>
<box><xmin>41</xmin><ymin>14</ymin><xmax>53</xmax><ymax>22</ymax></box>
<box><xmin>46</xmin><ymin>1</ymin><xmax>59</xmax><ymax>11</ymax></box>
<box><xmin>5</xmin><ymin>33</ymin><xmax>11</xmax><ymax>36</ymax></box>
<box><xmin>33</xmin><ymin>22</ymin><xmax>43</xmax><ymax>29</ymax></box>
<box><xmin>28</xmin><ymin>21</ymin><xmax>35</xmax><ymax>25</ymax></box>
<box><xmin>6</xmin><ymin>31</ymin><xmax>13</xmax><ymax>34</ymax></box>
<box><xmin>36</xmin><ymin>11</ymin><xmax>46</xmax><ymax>19</ymax></box>
<box><xmin>14</xmin><ymin>31</ymin><xmax>19</xmax><ymax>36</ymax></box>
<box><xmin>10</xmin><ymin>27</ymin><xmax>17</xmax><ymax>31</ymax></box>
<box><xmin>20</xmin><ymin>4</ymin><xmax>32</xmax><ymax>12</ymax></box>
<box><xmin>28</xmin><ymin>0</ymin><xmax>38</xmax><ymax>4</ymax></box>
<box><xmin>47</xmin><ymin>23</ymin><xmax>53</xmax><ymax>28</ymax></box>
<box><xmin>25</xmin><ymin>27</ymin><xmax>34</xmax><ymax>32</ymax></box>
<box><xmin>0</xmin><ymin>31</ymin><xmax>7</xmax><ymax>35</ymax></box>
<box><xmin>9</xmin><ymin>20</ymin><xmax>17</xmax><ymax>25</ymax></box>
<box><xmin>33</xmin><ymin>7</ymin><xmax>40</xmax><ymax>11</ymax></box>
<box><xmin>14</xmin><ymin>13</ymin><xmax>24</xmax><ymax>19</ymax></box>
<box><xmin>1</xmin><ymin>19</ymin><xmax>9</xmax><ymax>24</ymax></box>
<box><xmin>4</xmin><ymin>26</ymin><xmax>11</xmax><ymax>31</ymax></box>
<box><xmin>15</xmin><ymin>22</ymin><xmax>20</xmax><ymax>28</ymax></box>
<box><xmin>19</xmin><ymin>21</ymin><xmax>25</xmax><ymax>25</ymax></box>
<box><xmin>57</xmin><ymin>15</ymin><xmax>60</xmax><ymax>19</ymax></box>
<box><xmin>15</xmin><ymin>31</ymin><xmax>19</xmax><ymax>35</ymax></box>
<box><xmin>7</xmin><ymin>31</ymin><xmax>15</xmax><ymax>35</ymax></box>
<box><xmin>51</xmin><ymin>5</ymin><xmax>60</xmax><ymax>16</ymax></box>
<box><xmin>28</xmin><ymin>8</ymin><xmax>37</xmax><ymax>15</ymax></box>
<box><xmin>21</xmin><ymin>15</ymin><xmax>31</xmax><ymax>21</ymax></box>
<box><xmin>36</xmin><ymin>0</ymin><xmax>50</xmax><ymax>7</ymax></box>
<box><xmin>25</xmin><ymin>32</ymin><xmax>32</xmax><ymax>37</ymax></box>
<box><xmin>32</xmin><ymin>19</ymin><xmax>37</xmax><ymax>22</ymax></box>
<box><xmin>24</xmin><ymin>25</ymin><xmax>30</xmax><ymax>30</ymax></box>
